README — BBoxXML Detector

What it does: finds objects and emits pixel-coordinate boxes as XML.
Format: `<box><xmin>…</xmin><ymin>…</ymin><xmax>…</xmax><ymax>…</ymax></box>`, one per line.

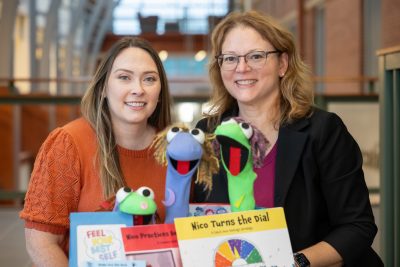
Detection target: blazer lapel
<box><xmin>274</xmin><ymin>118</ymin><xmax>309</xmax><ymax>206</ymax></box>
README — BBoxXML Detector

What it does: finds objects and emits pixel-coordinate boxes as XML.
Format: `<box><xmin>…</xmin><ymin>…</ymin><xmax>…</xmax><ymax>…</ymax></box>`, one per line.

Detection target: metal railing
<box><xmin>0</xmin><ymin>75</ymin><xmax>380</xmax><ymax>205</ymax></box>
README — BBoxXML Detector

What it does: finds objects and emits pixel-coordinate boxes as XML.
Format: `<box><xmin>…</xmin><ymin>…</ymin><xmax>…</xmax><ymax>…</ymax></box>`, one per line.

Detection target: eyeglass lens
<box><xmin>218</xmin><ymin>51</ymin><xmax>279</xmax><ymax>70</ymax></box>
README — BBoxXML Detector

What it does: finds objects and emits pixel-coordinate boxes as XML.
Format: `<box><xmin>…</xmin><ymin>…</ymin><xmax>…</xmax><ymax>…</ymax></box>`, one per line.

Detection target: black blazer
<box><xmin>193</xmin><ymin>107</ymin><xmax>382</xmax><ymax>266</ymax></box>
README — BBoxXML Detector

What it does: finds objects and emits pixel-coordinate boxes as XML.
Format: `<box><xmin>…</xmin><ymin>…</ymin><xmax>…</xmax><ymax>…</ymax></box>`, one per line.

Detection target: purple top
<box><xmin>254</xmin><ymin>141</ymin><xmax>277</xmax><ymax>208</ymax></box>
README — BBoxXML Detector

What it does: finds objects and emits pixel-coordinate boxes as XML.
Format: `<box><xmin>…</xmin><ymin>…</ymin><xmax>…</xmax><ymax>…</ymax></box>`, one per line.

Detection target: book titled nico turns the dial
<box><xmin>174</xmin><ymin>207</ymin><xmax>295</xmax><ymax>267</ymax></box>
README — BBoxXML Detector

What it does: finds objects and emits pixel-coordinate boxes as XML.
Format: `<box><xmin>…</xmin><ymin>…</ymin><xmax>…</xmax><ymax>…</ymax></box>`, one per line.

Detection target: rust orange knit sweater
<box><xmin>20</xmin><ymin>118</ymin><xmax>166</xmax><ymax>252</ymax></box>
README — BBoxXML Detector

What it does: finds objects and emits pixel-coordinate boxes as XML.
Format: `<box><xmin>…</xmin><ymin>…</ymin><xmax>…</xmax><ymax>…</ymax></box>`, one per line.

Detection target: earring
<box><xmin>280</xmin><ymin>72</ymin><xmax>285</xmax><ymax>77</ymax></box>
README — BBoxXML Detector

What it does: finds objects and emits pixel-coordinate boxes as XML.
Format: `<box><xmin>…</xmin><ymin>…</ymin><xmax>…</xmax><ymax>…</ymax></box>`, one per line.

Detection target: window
<box><xmin>113</xmin><ymin>0</ymin><xmax>228</xmax><ymax>35</ymax></box>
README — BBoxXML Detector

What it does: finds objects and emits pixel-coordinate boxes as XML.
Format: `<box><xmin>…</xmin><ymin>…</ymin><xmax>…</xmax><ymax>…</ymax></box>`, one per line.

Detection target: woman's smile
<box><xmin>235</xmin><ymin>79</ymin><xmax>257</xmax><ymax>86</ymax></box>
<box><xmin>125</xmin><ymin>101</ymin><xmax>146</xmax><ymax>108</ymax></box>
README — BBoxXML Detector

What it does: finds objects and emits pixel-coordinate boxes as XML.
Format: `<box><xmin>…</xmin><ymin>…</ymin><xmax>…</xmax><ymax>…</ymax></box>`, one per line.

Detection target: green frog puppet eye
<box><xmin>136</xmin><ymin>186</ymin><xmax>155</xmax><ymax>200</ymax></box>
<box><xmin>167</xmin><ymin>126</ymin><xmax>183</xmax><ymax>143</ymax></box>
<box><xmin>239</xmin><ymin>122</ymin><xmax>253</xmax><ymax>139</ymax></box>
<box><xmin>116</xmin><ymin>186</ymin><xmax>132</xmax><ymax>203</ymax></box>
<box><xmin>190</xmin><ymin>128</ymin><xmax>205</xmax><ymax>144</ymax></box>
<box><xmin>221</xmin><ymin>118</ymin><xmax>236</xmax><ymax>125</ymax></box>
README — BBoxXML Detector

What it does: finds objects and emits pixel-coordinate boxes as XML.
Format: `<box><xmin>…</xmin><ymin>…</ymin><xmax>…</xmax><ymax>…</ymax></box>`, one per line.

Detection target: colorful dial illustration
<box><xmin>214</xmin><ymin>238</ymin><xmax>264</xmax><ymax>267</ymax></box>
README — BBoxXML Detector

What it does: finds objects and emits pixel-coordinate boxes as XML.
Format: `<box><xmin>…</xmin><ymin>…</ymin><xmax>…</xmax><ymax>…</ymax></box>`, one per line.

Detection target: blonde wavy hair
<box><xmin>81</xmin><ymin>37</ymin><xmax>172</xmax><ymax>198</ymax></box>
<box><xmin>151</xmin><ymin>123</ymin><xmax>219</xmax><ymax>191</ymax></box>
<box><xmin>206</xmin><ymin>10</ymin><xmax>313</xmax><ymax>130</ymax></box>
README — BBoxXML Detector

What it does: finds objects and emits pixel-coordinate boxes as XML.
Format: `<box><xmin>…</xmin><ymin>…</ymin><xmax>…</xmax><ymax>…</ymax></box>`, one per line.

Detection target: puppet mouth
<box><xmin>134</xmin><ymin>214</ymin><xmax>154</xmax><ymax>225</ymax></box>
<box><xmin>170</xmin><ymin>158</ymin><xmax>199</xmax><ymax>175</ymax></box>
<box><xmin>216</xmin><ymin>136</ymin><xmax>248</xmax><ymax>176</ymax></box>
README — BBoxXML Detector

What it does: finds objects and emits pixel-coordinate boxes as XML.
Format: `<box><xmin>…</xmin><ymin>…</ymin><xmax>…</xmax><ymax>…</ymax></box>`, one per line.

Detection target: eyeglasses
<box><xmin>216</xmin><ymin>50</ymin><xmax>281</xmax><ymax>71</ymax></box>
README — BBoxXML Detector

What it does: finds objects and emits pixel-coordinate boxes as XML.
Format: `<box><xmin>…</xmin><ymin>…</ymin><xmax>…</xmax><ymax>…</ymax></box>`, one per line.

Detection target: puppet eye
<box><xmin>136</xmin><ymin>186</ymin><xmax>155</xmax><ymax>199</ymax></box>
<box><xmin>190</xmin><ymin>128</ymin><xmax>205</xmax><ymax>144</ymax></box>
<box><xmin>116</xmin><ymin>186</ymin><xmax>131</xmax><ymax>203</ymax></box>
<box><xmin>167</xmin><ymin>126</ymin><xmax>182</xmax><ymax>143</ymax></box>
<box><xmin>220</xmin><ymin>118</ymin><xmax>236</xmax><ymax>125</ymax></box>
<box><xmin>239</xmin><ymin>122</ymin><xmax>253</xmax><ymax>139</ymax></box>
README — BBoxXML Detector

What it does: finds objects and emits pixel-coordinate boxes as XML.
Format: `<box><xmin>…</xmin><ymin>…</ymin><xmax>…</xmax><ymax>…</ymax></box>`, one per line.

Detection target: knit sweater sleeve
<box><xmin>20</xmin><ymin>127</ymin><xmax>81</xmax><ymax>234</ymax></box>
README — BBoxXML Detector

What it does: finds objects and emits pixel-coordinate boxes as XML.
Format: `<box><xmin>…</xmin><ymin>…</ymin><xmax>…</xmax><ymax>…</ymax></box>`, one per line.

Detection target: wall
<box><xmin>324</xmin><ymin>0</ymin><xmax>363</xmax><ymax>94</ymax></box>
<box><xmin>303</xmin><ymin>7</ymin><xmax>315</xmax><ymax>68</ymax></box>
<box><xmin>0</xmin><ymin>88</ymin><xmax>14</xmax><ymax>190</ymax></box>
<box><xmin>381</xmin><ymin>0</ymin><xmax>400</xmax><ymax>48</ymax></box>
<box><xmin>0</xmin><ymin>94</ymin><xmax>80</xmax><ymax>195</ymax></box>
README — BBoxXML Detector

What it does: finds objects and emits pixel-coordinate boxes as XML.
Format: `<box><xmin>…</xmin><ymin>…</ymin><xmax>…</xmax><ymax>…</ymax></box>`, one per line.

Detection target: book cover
<box><xmin>189</xmin><ymin>203</ymin><xmax>231</xmax><ymax>216</ymax></box>
<box><xmin>84</xmin><ymin>260</ymin><xmax>146</xmax><ymax>267</ymax></box>
<box><xmin>174</xmin><ymin>207</ymin><xmax>295</xmax><ymax>267</ymax></box>
<box><xmin>69</xmin><ymin>212</ymin><xmax>134</xmax><ymax>267</ymax></box>
<box><xmin>121</xmin><ymin>223</ymin><xmax>182</xmax><ymax>267</ymax></box>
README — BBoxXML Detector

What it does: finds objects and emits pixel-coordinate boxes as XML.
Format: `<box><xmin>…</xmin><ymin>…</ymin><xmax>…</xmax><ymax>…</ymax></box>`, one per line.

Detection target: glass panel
<box><xmin>113</xmin><ymin>0</ymin><xmax>228</xmax><ymax>35</ymax></box>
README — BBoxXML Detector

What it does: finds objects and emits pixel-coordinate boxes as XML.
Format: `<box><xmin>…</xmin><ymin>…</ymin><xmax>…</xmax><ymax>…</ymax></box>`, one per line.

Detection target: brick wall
<box><xmin>324</xmin><ymin>0</ymin><xmax>363</xmax><ymax>94</ymax></box>
<box><xmin>381</xmin><ymin>0</ymin><xmax>400</xmax><ymax>48</ymax></box>
<box><xmin>254</xmin><ymin>0</ymin><xmax>400</xmax><ymax>95</ymax></box>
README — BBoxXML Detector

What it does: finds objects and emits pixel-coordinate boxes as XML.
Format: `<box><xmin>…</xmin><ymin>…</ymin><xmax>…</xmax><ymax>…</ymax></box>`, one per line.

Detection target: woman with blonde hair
<box><xmin>20</xmin><ymin>36</ymin><xmax>172</xmax><ymax>266</ymax></box>
<box><xmin>194</xmin><ymin>10</ymin><xmax>382</xmax><ymax>267</ymax></box>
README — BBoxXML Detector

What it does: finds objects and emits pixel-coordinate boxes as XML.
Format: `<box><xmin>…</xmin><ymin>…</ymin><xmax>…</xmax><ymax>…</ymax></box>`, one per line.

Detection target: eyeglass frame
<box><xmin>215</xmin><ymin>50</ymin><xmax>282</xmax><ymax>71</ymax></box>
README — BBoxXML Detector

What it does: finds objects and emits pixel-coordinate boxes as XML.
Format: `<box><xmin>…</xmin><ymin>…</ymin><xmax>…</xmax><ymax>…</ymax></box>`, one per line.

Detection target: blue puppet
<box><xmin>152</xmin><ymin>124</ymin><xmax>219</xmax><ymax>223</ymax></box>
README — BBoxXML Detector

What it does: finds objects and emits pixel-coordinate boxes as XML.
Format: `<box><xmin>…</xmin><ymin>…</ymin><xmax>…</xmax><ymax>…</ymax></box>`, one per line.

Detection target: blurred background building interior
<box><xmin>0</xmin><ymin>0</ymin><xmax>399</xmax><ymax>266</ymax></box>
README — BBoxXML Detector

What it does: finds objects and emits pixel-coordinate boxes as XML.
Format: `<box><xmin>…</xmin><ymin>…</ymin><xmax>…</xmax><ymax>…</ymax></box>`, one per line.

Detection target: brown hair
<box><xmin>152</xmin><ymin>123</ymin><xmax>219</xmax><ymax>192</ymax></box>
<box><xmin>81</xmin><ymin>36</ymin><xmax>172</xmax><ymax>198</ymax></box>
<box><xmin>206</xmin><ymin>10</ymin><xmax>313</xmax><ymax>129</ymax></box>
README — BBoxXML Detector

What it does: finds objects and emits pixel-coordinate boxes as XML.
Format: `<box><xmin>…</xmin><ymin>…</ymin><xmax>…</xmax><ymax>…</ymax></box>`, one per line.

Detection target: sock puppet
<box><xmin>113</xmin><ymin>186</ymin><xmax>157</xmax><ymax>225</ymax></box>
<box><xmin>152</xmin><ymin>123</ymin><xmax>219</xmax><ymax>223</ymax></box>
<box><xmin>214</xmin><ymin>117</ymin><xmax>269</xmax><ymax>212</ymax></box>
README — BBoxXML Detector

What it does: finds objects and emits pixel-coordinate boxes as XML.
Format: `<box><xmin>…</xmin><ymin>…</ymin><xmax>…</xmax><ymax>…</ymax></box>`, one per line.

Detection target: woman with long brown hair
<box><xmin>20</xmin><ymin>36</ymin><xmax>172</xmax><ymax>266</ymax></box>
